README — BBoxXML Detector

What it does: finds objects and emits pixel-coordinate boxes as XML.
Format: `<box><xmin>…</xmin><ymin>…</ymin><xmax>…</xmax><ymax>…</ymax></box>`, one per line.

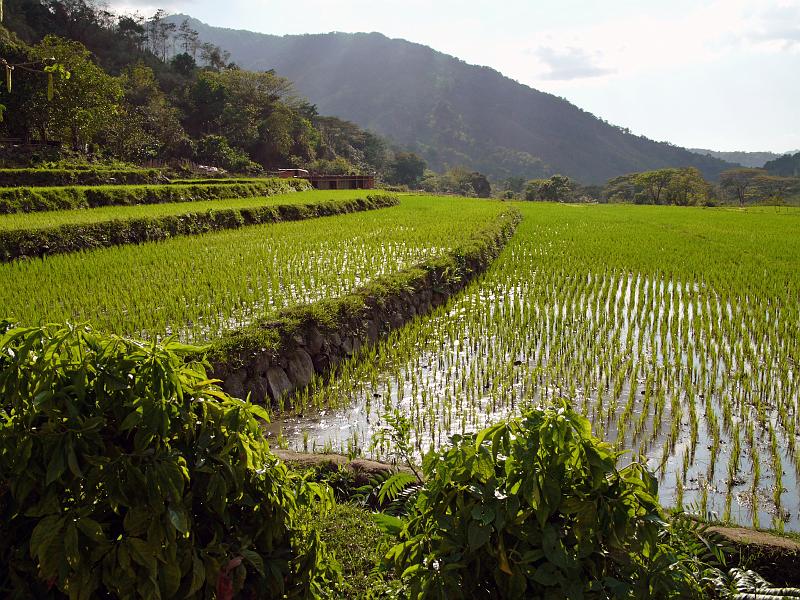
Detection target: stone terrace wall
<box><xmin>208</xmin><ymin>208</ymin><xmax>522</xmax><ymax>407</ymax></box>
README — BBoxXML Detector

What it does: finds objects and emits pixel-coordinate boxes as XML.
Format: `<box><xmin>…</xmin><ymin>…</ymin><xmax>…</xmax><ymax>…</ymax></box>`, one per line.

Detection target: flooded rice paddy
<box><xmin>273</xmin><ymin>203</ymin><xmax>800</xmax><ymax>531</ymax></box>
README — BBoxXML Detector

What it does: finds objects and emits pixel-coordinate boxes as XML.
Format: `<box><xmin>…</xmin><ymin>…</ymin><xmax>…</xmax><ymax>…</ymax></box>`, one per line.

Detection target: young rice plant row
<box><xmin>276</xmin><ymin>203</ymin><xmax>800</xmax><ymax>532</ymax></box>
<box><xmin>0</xmin><ymin>196</ymin><xmax>506</xmax><ymax>343</ymax></box>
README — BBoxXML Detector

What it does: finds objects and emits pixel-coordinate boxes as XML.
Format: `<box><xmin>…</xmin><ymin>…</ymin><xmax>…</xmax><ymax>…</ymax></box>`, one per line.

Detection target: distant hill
<box><xmin>764</xmin><ymin>152</ymin><xmax>800</xmax><ymax>177</ymax></box>
<box><xmin>687</xmin><ymin>149</ymin><xmax>790</xmax><ymax>168</ymax></box>
<box><xmin>171</xmin><ymin>16</ymin><xmax>735</xmax><ymax>184</ymax></box>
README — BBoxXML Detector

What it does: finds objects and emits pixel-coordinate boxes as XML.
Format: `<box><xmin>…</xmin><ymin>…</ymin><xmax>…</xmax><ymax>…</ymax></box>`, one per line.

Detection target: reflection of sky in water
<box><xmin>273</xmin><ymin>264</ymin><xmax>799</xmax><ymax>532</ymax></box>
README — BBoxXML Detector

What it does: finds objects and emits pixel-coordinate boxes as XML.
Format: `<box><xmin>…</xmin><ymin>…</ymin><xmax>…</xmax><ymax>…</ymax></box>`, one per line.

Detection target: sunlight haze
<box><xmin>110</xmin><ymin>0</ymin><xmax>800</xmax><ymax>152</ymax></box>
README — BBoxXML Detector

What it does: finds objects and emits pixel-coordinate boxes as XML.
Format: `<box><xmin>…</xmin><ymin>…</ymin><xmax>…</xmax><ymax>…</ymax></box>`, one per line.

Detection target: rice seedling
<box><xmin>0</xmin><ymin>195</ymin><xmax>506</xmax><ymax>343</ymax></box>
<box><xmin>273</xmin><ymin>202</ymin><xmax>800</xmax><ymax>531</ymax></box>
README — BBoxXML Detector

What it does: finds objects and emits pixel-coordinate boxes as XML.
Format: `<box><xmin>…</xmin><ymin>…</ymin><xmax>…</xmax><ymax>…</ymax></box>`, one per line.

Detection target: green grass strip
<box><xmin>0</xmin><ymin>190</ymin><xmax>374</xmax><ymax>230</ymax></box>
<box><xmin>0</xmin><ymin>178</ymin><xmax>310</xmax><ymax>214</ymax></box>
<box><xmin>0</xmin><ymin>168</ymin><xmax>163</xmax><ymax>187</ymax></box>
<box><xmin>0</xmin><ymin>194</ymin><xmax>399</xmax><ymax>261</ymax></box>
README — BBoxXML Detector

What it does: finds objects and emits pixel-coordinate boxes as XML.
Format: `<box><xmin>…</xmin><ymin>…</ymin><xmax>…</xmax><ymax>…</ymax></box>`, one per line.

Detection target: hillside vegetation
<box><xmin>0</xmin><ymin>0</ymin><xmax>400</xmax><ymax>180</ymax></box>
<box><xmin>687</xmin><ymin>148</ymin><xmax>787</xmax><ymax>168</ymax></box>
<box><xmin>176</xmin><ymin>16</ymin><xmax>737</xmax><ymax>183</ymax></box>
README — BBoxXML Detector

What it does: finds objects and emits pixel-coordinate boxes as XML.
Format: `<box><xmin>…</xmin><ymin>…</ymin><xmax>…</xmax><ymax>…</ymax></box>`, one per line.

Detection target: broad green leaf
<box><xmin>167</xmin><ymin>506</ymin><xmax>188</xmax><ymax>534</ymax></box>
<box><xmin>467</xmin><ymin>521</ymin><xmax>491</xmax><ymax>551</ymax></box>
<box><xmin>77</xmin><ymin>517</ymin><xmax>105</xmax><ymax>543</ymax></box>
<box><xmin>372</xmin><ymin>513</ymin><xmax>404</xmax><ymax>537</ymax></box>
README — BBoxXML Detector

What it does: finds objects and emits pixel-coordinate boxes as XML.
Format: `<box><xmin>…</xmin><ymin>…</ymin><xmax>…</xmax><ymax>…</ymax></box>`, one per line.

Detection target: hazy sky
<box><xmin>112</xmin><ymin>0</ymin><xmax>800</xmax><ymax>153</ymax></box>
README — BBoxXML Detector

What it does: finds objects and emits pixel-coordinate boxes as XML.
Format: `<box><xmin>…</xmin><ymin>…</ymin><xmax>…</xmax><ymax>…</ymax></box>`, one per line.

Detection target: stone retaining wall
<box><xmin>209</xmin><ymin>208</ymin><xmax>522</xmax><ymax>407</ymax></box>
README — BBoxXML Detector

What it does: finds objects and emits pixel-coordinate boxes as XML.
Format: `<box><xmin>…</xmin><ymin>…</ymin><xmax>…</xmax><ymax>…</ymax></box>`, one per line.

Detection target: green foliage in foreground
<box><xmin>0</xmin><ymin>194</ymin><xmax>399</xmax><ymax>261</ymax></box>
<box><xmin>306</xmin><ymin>503</ymin><xmax>393</xmax><ymax>599</ymax></box>
<box><xmin>0</xmin><ymin>177</ymin><xmax>310</xmax><ymax>214</ymax></box>
<box><xmin>377</xmin><ymin>401</ymin><xmax>721</xmax><ymax>599</ymax></box>
<box><xmin>0</xmin><ymin>322</ymin><xmax>339</xmax><ymax>599</ymax></box>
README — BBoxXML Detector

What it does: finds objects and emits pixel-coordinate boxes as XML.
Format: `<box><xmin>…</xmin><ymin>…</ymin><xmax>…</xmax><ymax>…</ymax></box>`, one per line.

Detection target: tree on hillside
<box><xmin>313</xmin><ymin>115</ymin><xmax>388</xmax><ymax>173</ymax></box>
<box><xmin>178</xmin><ymin>67</ymin><xmax>315</xmax><ymax>168</ymax></box>
<box><xmin>719</xmin><ymin>168</ymin><xmax>764</xmax><ymax>207</ymax></box>
<box><xmin>419</xmin><ymin>166</ymin><xmax>491</xmax><ymax>196</ymax></box>
<box><xmin>387</xmin><ymin>151</ymin><xmax>426</xmax><ymax>186</ymax></box>
<box><xmin>199</xmin><ymin>41</ymin><xmax>230</xmax><ymax>70</ymax></box>
<box><xmin>27</xmin><ymin>35</ymin><xmax>121</xmax><ymax>148</ymax></box>
<box><xmin>502</xmin><ymin>176</ymin><xmax>525</xmax><ymax>195</ymax></box>
<box><xmin>467</xmin><ymin>171</ymin><xmax>491</xmax><ymax>197</ymax></box>
<box><xmin>603</xmin><ymin>168</ymin><xmax>712</xmax><ymax>205</ymax></box>
<box><xmin>741</xmin><ymin>173</ymin><xmax>800</xmax><ymax>205</ymax></box>
<box><xmin>663</xmin><ymin>167</ymin><xmax>712</xmax><ymax>206</ymax></box>
<box><xmin>306</xmin><ymin>156</ymin><xmax>356</xmax><ymax>175</ymax></box>
<box><xmin>525</xmin><ymin>174</ymin><xmax>572</xmax><ymax>202</ymax></box>
<box><xmin>170</xmin><ymin>51</ymin><xmax>196</xmax><ymax>76</ymax></box>
<box><xmin>602</xmin><ymin>173</ymin><xmax>638</xmax><ymax>203</ymax></box>
<box><xmin>117</xmin><ymin>14</ymin><xmax>146</xmax><ymax>52</ymax></box>
<box><xmin>109</xmin><ymin>62</ymin><xmax>189</xmax><ymax>160</ymax></box>
<box><xmin>177</xmin><ymin>18</ymin><xmax>200</xmax><ymax>59</ymax></box>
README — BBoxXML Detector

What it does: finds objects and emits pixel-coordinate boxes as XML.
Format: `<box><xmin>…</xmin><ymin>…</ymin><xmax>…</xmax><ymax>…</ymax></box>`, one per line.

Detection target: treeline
<box><xmin>763</xmin><ymin>151</ymin><xmax>800</xmax><ymax>178</ymax></box>
<box><xmin>0</xmin><ymin>0</ymin><xmax>414</xmax><ymax>181</ymax></box>
<box><xmin>499</xmin><ymin>167</ymin><xmax>800</xmax><ymax>206</ymax></box>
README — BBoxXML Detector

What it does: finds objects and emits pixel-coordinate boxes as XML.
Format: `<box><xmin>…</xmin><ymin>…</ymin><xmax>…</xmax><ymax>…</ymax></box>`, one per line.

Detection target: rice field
<box><xmin>0</xmin><ymin>189</ymin><xmax>368</xmax><ymax>231</ymax></box>
<box><xmin>274</xmin><ymin>203</ymin><xmax>800</xmax><ymax>531</ymax></box>
<box><xmin>0</xmin><ymin>195</ymin><xmax>504</xmax><ymax>343</ymax></box>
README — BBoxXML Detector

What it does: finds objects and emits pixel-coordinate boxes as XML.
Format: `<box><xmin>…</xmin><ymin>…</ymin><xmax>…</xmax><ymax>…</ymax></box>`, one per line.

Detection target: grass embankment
<box><xmin>0</xmin><ymin>167</ymin><xmax>163</xmax><ymax>187</ymax></box>
<box><xmin>0</xmin><ymin>189</ymin><xmax>377</xmax><ymax>230</ymax></box>
<box><xmin>306</xmin><ymin>503</ymin><xmax>391</xmax><ymax>599</ymax></box>
<box><xmin>0</xmin><ymin>196</ymin><xmax>506</xmax><ymax>343</ymax></box>
<box><xmin>0</xmin><ymin>193</ymin><xmax>399</xmax><ymax>260</ymax></box>
<box><xmin>0</xmin><ymin>177</ymin><xmax>309</xmax><ymax>214</ymax></box>
<box><xmin>207</xmin><ymin>206</ymin><xmax>520</xmax><ymax>405</ymax></box>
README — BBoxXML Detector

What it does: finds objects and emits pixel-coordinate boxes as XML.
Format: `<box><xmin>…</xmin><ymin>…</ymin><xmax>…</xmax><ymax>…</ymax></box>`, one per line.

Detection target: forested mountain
<box><xmin>173</xmin><ymin>16</ymin><xmax>736</xmax><ymax>184</ymax></box>
<box><xmin>687</xmin><ymin>149</ymin><xmax>787</xmax><ymax>168</ymax></box>
<box><xmin>0</xmin><ymin>0</ymin><xmax>407</xmax><ymax>178</ymax></box>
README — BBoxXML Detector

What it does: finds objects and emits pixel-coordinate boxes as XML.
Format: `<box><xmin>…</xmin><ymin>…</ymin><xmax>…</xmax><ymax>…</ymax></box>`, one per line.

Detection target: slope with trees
<box><xmin>764</xmin><ymin>151</ymin><xmax>800</xmax><ymax>177</ymax></box>
<box><xmin>687</xmin><ymin>148</ymin><xmax>787</xmax><ymax>168</ymax></box>
<box><xmin>0</xmin><ymin>0</ymin><xmax>396</xmax><ymax>178</ymax></box>
<box><xmin>175</xmin><ymin>16</ymin><xmax>737</xmax><ymax>184</ymax></box>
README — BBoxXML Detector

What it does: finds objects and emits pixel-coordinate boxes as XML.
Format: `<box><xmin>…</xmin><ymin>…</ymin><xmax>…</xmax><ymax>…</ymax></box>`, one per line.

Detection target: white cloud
<box><xmin>533</xmin><ymin>47</ymin><xmax>614</xmax><ymax>81</ymax></box>
<box><xmin>740</xmin><ymin>1</ymin><xmax>800</xmax><ymax>49</ymax></box>
<box><xmin>519</xmin><ymin>0</ymin><xmax>799</xmax><ymax>87</ymax></box>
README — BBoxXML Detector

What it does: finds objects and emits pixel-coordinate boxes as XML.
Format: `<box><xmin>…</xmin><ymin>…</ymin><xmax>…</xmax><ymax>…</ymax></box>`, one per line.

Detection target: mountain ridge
<box><xmin>171</xmin><ymin>15</ymin><xmax>736</xmax><ymax>183</ymax></box>
<box><xmin>687</xmin><ymin>149</ymin><xmax>798</xmax><ymax>169</ymax></box>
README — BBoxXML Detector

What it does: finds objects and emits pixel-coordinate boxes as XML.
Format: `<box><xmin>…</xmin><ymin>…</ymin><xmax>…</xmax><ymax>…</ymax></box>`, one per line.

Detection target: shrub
<box><xmin>195</xmin><ymin>135</ymin><xmax>260</xmax><ymax>174</ymax></box>
<box><xmin>0</xmin><ymin>322</ymin><xmax>339</xmax><ymax>599</ymax></box>
<box><xmin>378</xmin><ymin>401</ymin><xmax>713</xmax><ymax>599</ymax></box>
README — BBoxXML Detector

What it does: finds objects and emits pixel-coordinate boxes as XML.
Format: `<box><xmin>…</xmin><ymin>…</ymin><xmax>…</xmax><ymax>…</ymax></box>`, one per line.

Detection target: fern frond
<box><xmin>378</xmin><ymin>472</ymin><xmax>418</xmax><ymax>505</ymax></box>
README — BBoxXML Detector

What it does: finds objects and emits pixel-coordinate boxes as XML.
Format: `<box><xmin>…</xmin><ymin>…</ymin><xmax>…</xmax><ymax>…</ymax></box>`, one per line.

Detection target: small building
<box><xmin>307</xmin><ymin>174</ymin><xmax>375</xmax><ymax>190</ymax></box>
<box><xmin>277</xmin><ymin>169</ymin><xmax>374</xmax><ymax>190</ymax></box>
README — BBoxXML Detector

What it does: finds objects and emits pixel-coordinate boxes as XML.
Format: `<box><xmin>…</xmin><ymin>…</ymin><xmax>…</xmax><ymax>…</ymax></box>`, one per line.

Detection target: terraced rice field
<box><xmin>275</xmin><ymin>203</ymin><xmax>800</xmax><ymax>531</ymax></box>
<box><xmin>0</xmin><ymin>195</ymin><xmax>505</xmax><ymax>342</ymax></box>
<box><xmin>0</xmin><ymin>189</ymin><xmax>366</xmax><ymax>231</ymax></box>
